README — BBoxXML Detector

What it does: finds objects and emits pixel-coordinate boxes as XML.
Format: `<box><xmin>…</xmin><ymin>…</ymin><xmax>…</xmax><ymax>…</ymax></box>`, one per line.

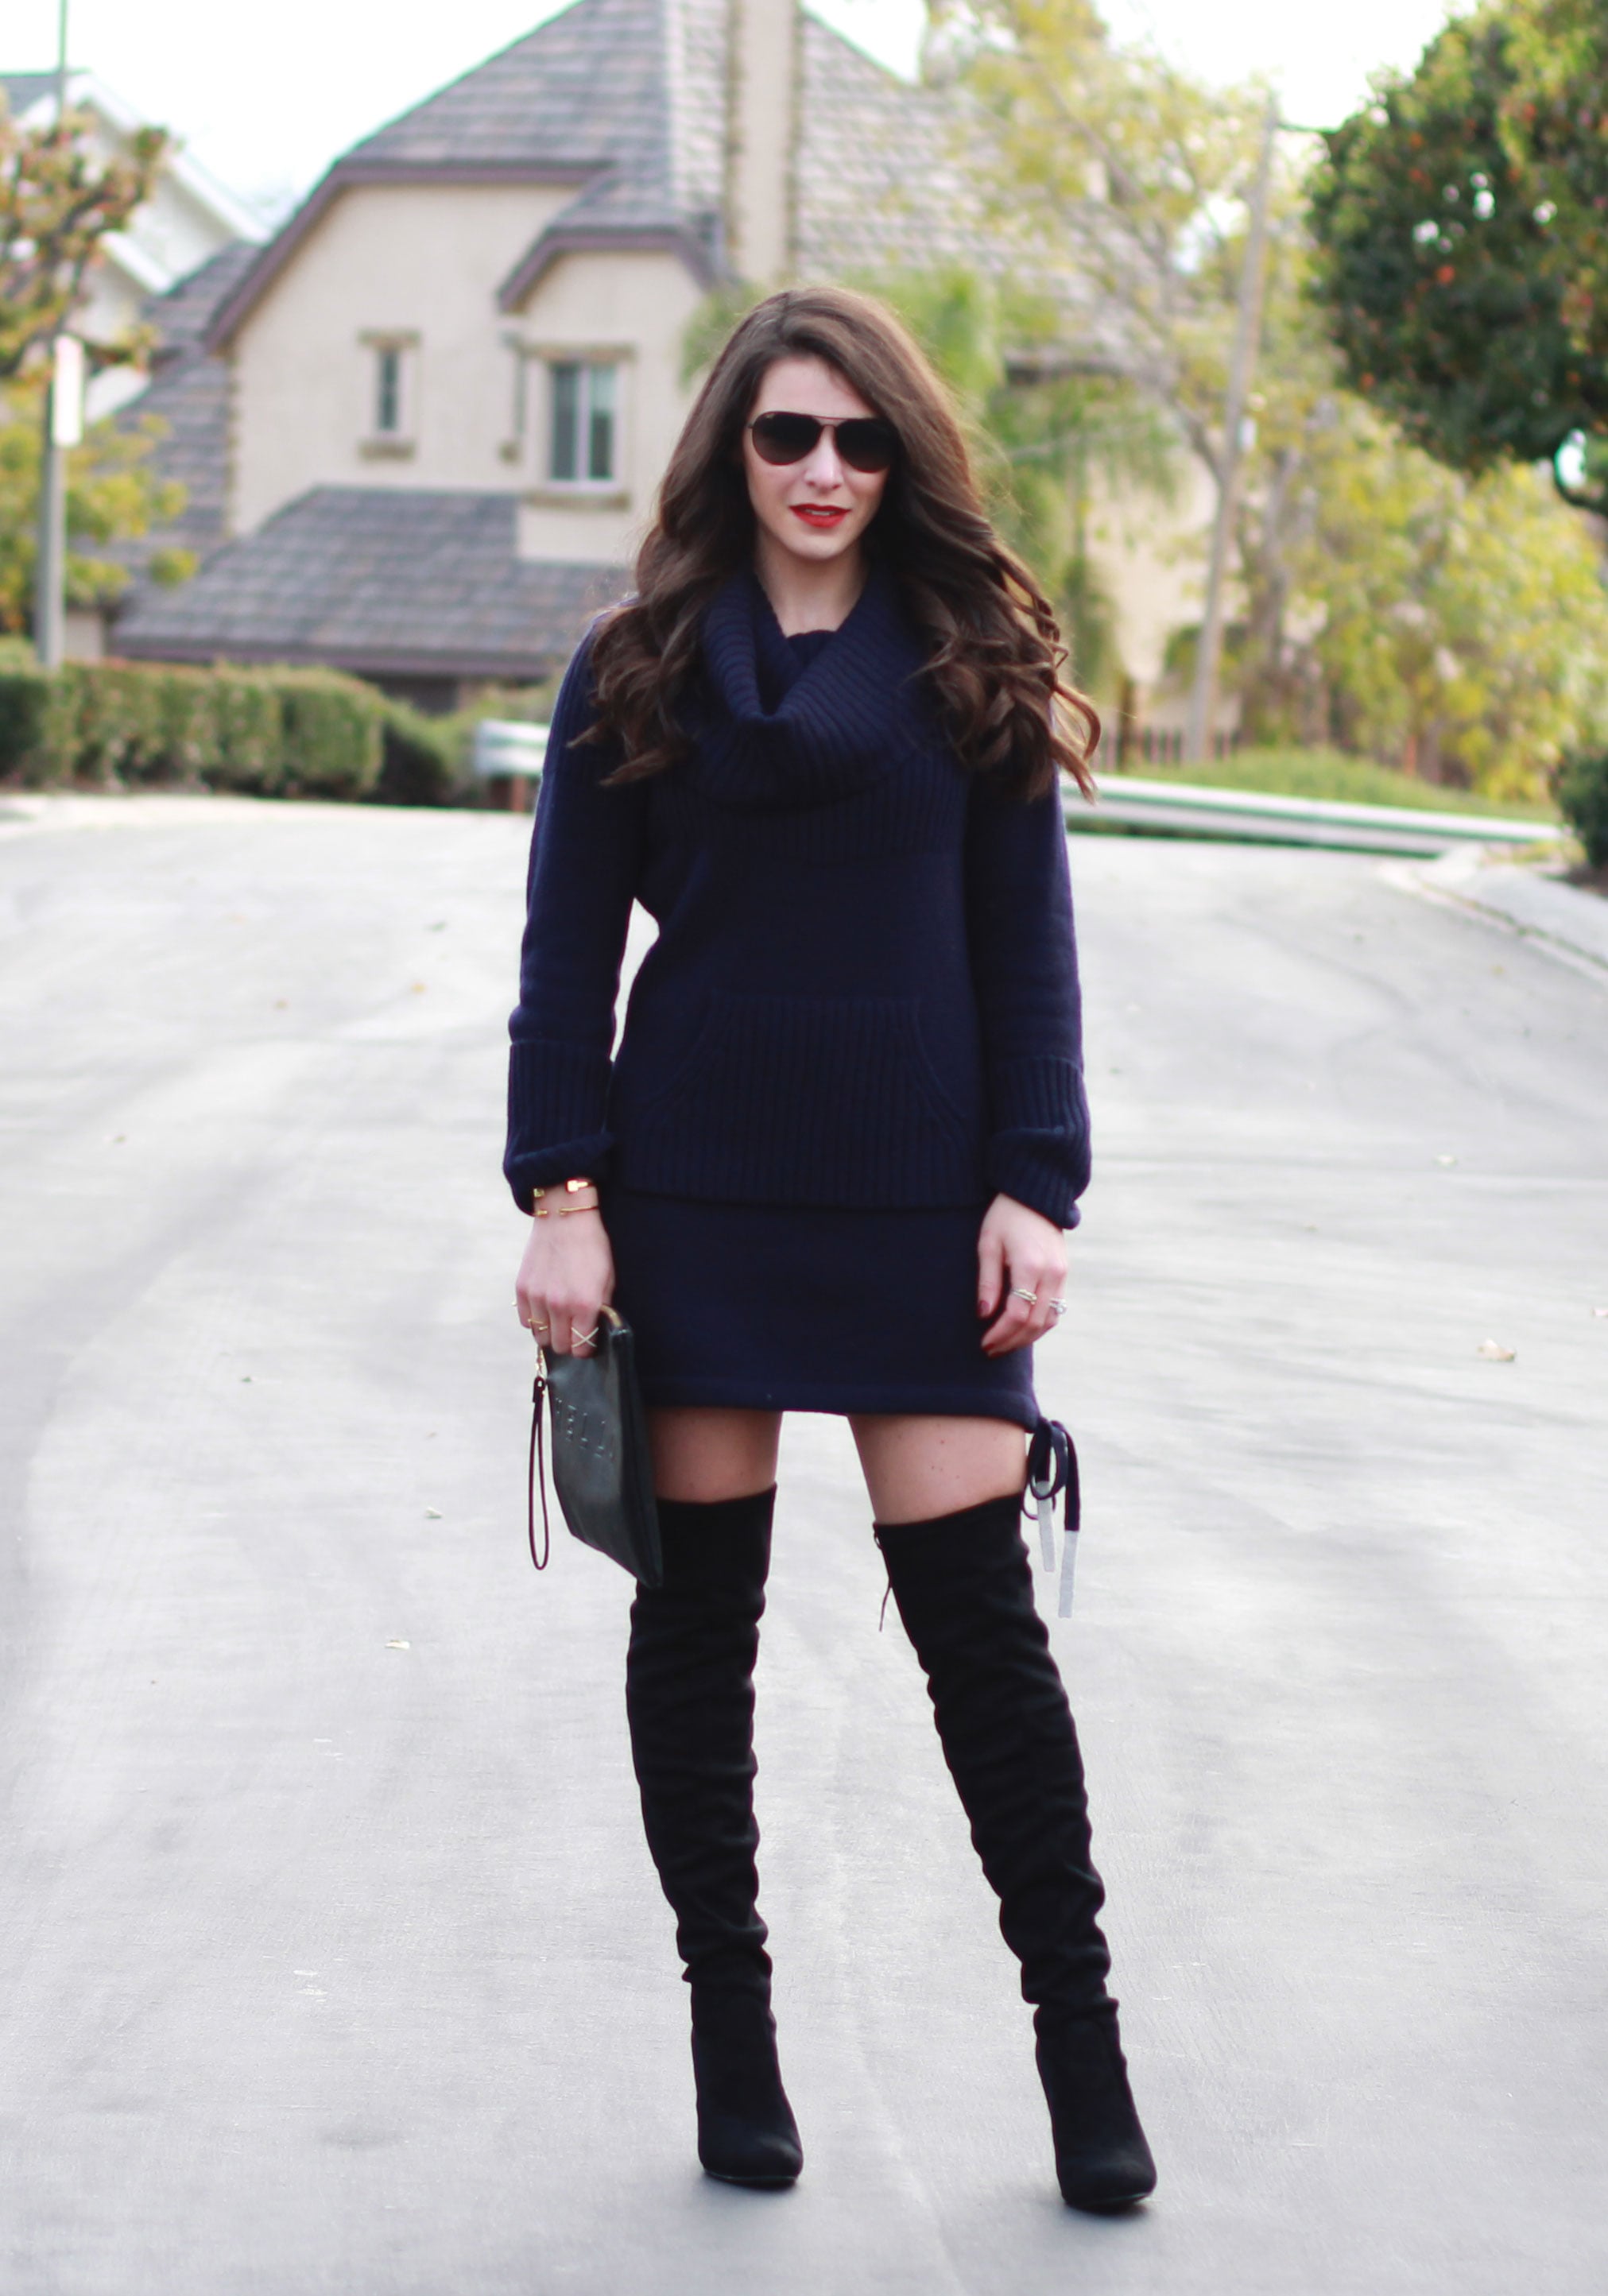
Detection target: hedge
<box><xmin>1557</xmin><ymin>749</ymin><xmax>1608</xmax><ymax>870</ymax></box>
<box><xmin>0</xmin><ymin>656</ymin><xmax>385</xmax><ymax>800</ymax></box>
<box><xmin>0</xmin><ymin>656</ymin><xmax>563</xmax><ymax>807</ymax></box>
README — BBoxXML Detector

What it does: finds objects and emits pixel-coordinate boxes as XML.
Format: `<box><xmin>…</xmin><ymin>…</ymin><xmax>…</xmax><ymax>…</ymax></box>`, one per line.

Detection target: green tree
<box><xmin>0</xmin><ymin>378</ymin><xmax>193</xmax><ymax>633</ymax></box>
<box><xmin>0</xmin><ymin>92</ymin><xmax>184</xmax><ymax>634</ymax></box>
<box><xmin>944</xmin><ymin>0</ymin><xmax>1608</xmax><ymax>772</ymax></box>
<box><xmin>1292</xmin><ymin>398</ymin><xmax>1608</xmax><ymax>795</ymax></box>
<box><xmin>938</xmin><ymin>0</ymin><xmax>1280</xmax><ymax>496</ymax></box>
<box><xmin>935</xmin><ymin>0</ymin><xmax>1324</xmax><ymax>713</ymax></box>
<box><xmin>1</xmin><ymin>93</ymin><xmax>169</xmax><ymax>381</ymax></box>
<box><xmin>1503</xmin><ymin>0</ymin><xmax>1608</xmax><ymax>367</ymax></box>
<box><xmin>1308</xmin><ymin>4</ymin><xmax>1608</xmax><ymax>511</ymax></box>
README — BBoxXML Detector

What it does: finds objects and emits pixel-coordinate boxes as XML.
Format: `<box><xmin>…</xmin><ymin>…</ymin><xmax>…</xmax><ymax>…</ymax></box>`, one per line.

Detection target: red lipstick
<box><xmin>791</xmin><ymin>505</ymin><xmax>848</xmax><ymax>529</ymax></box>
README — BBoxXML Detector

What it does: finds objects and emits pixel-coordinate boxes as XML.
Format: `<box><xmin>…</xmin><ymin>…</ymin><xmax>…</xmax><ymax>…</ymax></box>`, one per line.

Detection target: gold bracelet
<box><xmin>533</xmin><ymin>1176</ymin><xmax>599</xmax><ymax>1217</ymax></box>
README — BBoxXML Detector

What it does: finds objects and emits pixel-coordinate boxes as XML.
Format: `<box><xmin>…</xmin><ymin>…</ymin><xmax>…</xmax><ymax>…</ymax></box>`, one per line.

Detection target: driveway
<box><xmin>1</xmin><ymin>797</ymin><xmax>1603</xmax><ymax>2294</ymax></box>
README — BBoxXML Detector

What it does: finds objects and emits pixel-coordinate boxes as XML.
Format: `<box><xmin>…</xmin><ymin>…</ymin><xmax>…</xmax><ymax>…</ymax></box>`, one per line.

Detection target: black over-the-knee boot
<box><xmin>625</xmin><ymin>1487</ymin><xmax>802</xmax><ymax>2187</ymax></box>
<box><xmin>876</xmin><ymin>1492</ymin><xmax>1156</xmax><ymax>2212</ymax></box>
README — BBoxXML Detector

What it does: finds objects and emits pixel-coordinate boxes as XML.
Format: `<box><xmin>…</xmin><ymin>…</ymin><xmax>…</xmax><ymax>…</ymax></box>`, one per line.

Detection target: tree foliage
<box><xmin>1291</xmin><ymin>401</ymin><xmax>1608</xmax><ymax>794</ymax></box>
<box><xmin>1308</xmin><ymin>3</ymin><xmax>1608</xmax><ymax>509</ymax></box>
<box><xmin>1503</xmin><ymin>0</ymin><xmax>1608</xmax><ymax>366</ymax></box>
<box><xmin>0</xmin><ymin>94</ymin><xmax>168</xmax><ymax>381</ymax></box>
<box><xmin>933</xmin><ymin>1</ymin><xmax>1323</xmax><ymax>716</ymax></box>
<box><xmin>935</xmin><ymin>0</ymin><xmax>1281</xmax><ymax>489</ymax></box>
<box><xmin>0</xmin><ymin>378</ymin><xmax>193</xmax><ymax>631</ymax></box>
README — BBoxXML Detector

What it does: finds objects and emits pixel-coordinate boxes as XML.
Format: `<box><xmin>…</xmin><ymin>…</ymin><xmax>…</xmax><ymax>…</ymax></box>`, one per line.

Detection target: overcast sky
<box><xmin>7</xmin><ymin>0</ymin><xmax>1458</xmax><ymax>223</ymax></box>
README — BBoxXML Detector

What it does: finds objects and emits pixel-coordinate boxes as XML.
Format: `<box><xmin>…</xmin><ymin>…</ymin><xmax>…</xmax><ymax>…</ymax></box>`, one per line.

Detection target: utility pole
<box><xmin>1183</xmin><ymin>98</ymin><xmax>1278</xmax><ymax>765</ymax></box>
<box><xmin>33</xmin><ymin>0</ymin><xmax>76</xmax><ymax>670</ymax></box>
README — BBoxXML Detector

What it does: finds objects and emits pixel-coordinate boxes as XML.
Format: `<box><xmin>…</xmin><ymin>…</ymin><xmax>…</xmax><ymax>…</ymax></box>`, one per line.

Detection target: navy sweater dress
<box><xmin>504</xmin><ymin>562</ymin><xmax>1091</xmax><ymax>1431</ymax></box>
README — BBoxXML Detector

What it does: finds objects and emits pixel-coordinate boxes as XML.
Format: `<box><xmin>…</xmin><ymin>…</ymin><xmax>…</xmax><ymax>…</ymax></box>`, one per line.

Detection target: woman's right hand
<box><xmin>516</xmin><ymin>1206</ymin><xmax>614</xmax><ymax>1358</ymax></box>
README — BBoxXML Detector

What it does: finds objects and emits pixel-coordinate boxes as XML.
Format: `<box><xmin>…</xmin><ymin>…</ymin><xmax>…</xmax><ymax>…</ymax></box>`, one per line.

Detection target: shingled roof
<box><xmin>348</xmin><ymin>0</ymin><xmax>722</xmax><ymax>203</ymax></box>
<box><xmin>108</xmin><ymin>241</ymin><xmax>260</xmax><ymax>589</ymax></box>
<box><xmin>795</xmin><ymin>17</ymin><xmax>1024</xmax><ymax>280</ymax></box>
<box><xmin>211</xmin><ymin>0</ymin><xmax>733</xmax><ymax>345</ymax></box>
<box><xmin>211</xmin><ymin>0</ymin><xmax>1026</xmax><ymax>345</ymax></box>
<box><xmin>114</xmin><ymin>487</ymin><xmax>624</xmax><ymax>683</ymax></box>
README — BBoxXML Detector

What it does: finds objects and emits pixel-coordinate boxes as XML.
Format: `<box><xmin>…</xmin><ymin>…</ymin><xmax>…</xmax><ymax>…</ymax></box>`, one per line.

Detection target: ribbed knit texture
<box><xmin>620</xmin><ymin>992</ymin><xmax>980</xmax><ymax>1205</ymax></box>
<box><xmin>505</xmin><ymin>564</ymin><xmax>1091</xmax><ymax>1225</ymax></box>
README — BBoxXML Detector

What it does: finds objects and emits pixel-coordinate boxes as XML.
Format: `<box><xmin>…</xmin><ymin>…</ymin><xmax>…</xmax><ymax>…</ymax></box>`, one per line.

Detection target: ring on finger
<box><xmin>1048</xmin><ymin>1299</ymin><xmax>1067</xmax><ymax>1321</ymax></box>
<box><xmin>571</xmin><ymin>1324</ymin><xmax>599</xmax><ymax>1346</ymax></box>
<box><xmin>1010</xmin><ymin>1287</ymin><xmax>1038</xmax><ymax>1305</ymax></box>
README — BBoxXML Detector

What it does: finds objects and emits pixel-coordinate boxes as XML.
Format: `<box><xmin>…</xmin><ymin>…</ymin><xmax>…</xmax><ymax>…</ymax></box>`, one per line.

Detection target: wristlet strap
<box><xmin>528</xmin><ymin>1367</ymin><xmax>551</xmax><ymax>1571</ymax></box>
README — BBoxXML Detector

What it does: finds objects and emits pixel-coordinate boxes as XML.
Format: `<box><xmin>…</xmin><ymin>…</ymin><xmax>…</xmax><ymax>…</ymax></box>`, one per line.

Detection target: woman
<box><xmin>506</xmin><ymin>287</ymin><xmax>1155</xmax><ymax>2211</ymax></box>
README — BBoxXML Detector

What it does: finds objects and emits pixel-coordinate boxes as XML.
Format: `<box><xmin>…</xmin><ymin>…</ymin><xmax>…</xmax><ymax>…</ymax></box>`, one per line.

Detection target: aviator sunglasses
<box><xmin>746</xmin><ymin>410</ymin><xmax>900</xmax><ymax>474</ymax></box>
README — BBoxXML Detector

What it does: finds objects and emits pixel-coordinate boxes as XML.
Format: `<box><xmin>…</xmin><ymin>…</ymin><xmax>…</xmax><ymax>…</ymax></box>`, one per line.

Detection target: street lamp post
<box><xmin>1182</xmin><ymin>99</ymin><xmax>1279</xmax><ymax>767</ymax></box>
<box><xmin>32</xmin><ymin>0</ymin><xmax>74</xmax><ymax>671</ymax></box>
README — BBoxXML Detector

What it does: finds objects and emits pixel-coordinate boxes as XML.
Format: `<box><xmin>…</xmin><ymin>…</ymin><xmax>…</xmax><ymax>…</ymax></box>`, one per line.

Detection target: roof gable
<box><xmin>208</xmin><ymin>0</ymin><xmax>729</xmax><ymax>348</ymax></box>
<box><xmin>207</xmin><ymin>2</ymin><xmax>1034</xmax><ymax>350</ymax></box>
<box><xmin>349</xmin><ymin>0</ymin><xmax>677</xmax><ymax>177</ymax></box>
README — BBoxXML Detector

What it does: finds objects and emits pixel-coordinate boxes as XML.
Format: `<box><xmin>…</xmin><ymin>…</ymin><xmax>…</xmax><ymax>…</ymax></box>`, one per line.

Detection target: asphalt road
<box><xmin>2</xmin><ymin>796</ymin><xmax>1604</xmax><ymax>2296</ymax></box>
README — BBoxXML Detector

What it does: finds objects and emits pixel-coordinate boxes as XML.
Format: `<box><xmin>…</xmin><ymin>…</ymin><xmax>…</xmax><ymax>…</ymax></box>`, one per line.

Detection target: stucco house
<box><xmin>107</xmin><ymin>0</ymin><xmax>1054</xmax><ymax>707</ymax></box>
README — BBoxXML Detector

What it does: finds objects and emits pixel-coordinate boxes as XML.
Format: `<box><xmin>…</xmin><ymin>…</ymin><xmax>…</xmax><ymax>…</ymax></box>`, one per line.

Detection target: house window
<box><xmin>360</xmin><ymin>334</ymin><xmax>417</xmax><ymax>456</ymax></box>
<box><xmin>548</xmin><ymin>360</ymin><xmax>618</xmax><ymax>484</ymax></box>
<box><xmin>374</xmin><ymin>347</ymin><xmax>404</xmax><ymax>436</ymax></box>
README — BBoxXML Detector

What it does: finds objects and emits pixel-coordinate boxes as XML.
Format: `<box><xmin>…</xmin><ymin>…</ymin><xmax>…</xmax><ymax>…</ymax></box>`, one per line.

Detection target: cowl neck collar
<box><xmin>685</xmin><ymin>559</ymin><xmax>933</xmax><ymax>811</ymax></box>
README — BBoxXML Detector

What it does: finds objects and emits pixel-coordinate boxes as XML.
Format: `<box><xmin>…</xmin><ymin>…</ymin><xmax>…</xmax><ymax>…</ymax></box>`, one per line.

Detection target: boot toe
<box><xmin>1035</xmin><ymin>2015</ymin><xmax>1157</xmax><ymax>2213</ymax></box>
<box><xmin>692</xmin><ymin>2019</ymin><xmax>803</xmax><ymax>2187</ymax></box>
<box><xmin>1053</xmin><ymin>2133</ymin><xmax>1157</xmax><ymax>2212</ymax></box>
<box><xmin>697</xmin><ymin>2111</ymin><xmax>804</xmax><ymax>2187</ymax></box>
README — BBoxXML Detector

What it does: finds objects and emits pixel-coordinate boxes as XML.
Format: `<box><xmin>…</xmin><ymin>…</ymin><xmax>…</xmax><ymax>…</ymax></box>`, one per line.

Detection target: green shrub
<box><xmin>65</xmin><ymin>661</ymin><xmax>168</xmax><ymax>784</ymax></box>
<box><xmin>0</xmin><ymin>664</ymin><xmax>60</xmax><ymax>783</ymax></box>
<box><xmin>0</xmin><ymin>655</ymin><xmax>543</xmax><ymax>805</ymax></box>
<box><xmin>376</xmin><ymin>699</ymin><xmax>465</xmax><ymax>807</ymax></box>
<box><xmin>1557</xmin><ymin>749</ymin><xmax>1608</xmax><ymax>869</ymax></box>
<box><xmin>277</xmin><ymin>669</ymin><xmax>384</xmax><ymax>800</ymax></box>
<box><xmin>146</xmin><ymin>665</ymin><xmax>220</xmax><ymax>783</ymax></box>
<box><xmin>204</xmin><ymin>667</ymin><xmax>286</xmax><ymax>794</ymax></box>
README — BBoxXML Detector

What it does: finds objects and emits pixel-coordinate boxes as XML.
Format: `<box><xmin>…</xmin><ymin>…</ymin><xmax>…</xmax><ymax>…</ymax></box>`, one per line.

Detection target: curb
<box><xmin>1382</xmin><ymin>845</ymin><xmax>1608</xmax><ymax>980</ymax></box>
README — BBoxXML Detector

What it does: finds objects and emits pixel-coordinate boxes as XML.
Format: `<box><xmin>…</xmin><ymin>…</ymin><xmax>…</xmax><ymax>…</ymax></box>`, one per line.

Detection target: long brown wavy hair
<box><xmin>585</xmin><ymin>286</ymin><xmax>1098</xmax><ymax>800</ymax></box>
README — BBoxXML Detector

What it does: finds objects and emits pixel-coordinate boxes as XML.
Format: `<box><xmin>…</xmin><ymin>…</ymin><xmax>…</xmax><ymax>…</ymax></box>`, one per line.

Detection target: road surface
<box><xmin>2</xmin><ymin>795</ymin><xmax>1604</xmax><ymax>2294</ymax></box>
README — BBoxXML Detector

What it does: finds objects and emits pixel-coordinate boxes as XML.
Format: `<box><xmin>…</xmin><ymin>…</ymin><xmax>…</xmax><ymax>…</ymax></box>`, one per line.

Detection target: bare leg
<box><xmin>850</xmin><ymin>1412</ymin><xmax>1026</xmax><ymax>1524</ymax></box>
<box><xmin>649</xmin><ymin>1407</ymin><xmax>782</xmax><ymax>1502</ymax></box>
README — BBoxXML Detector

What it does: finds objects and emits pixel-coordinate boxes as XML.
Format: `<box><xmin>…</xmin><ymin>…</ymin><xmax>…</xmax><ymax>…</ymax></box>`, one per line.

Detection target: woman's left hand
<box><xmin>977</xmin><ymin>1194</ymin><xmax>1067</xmax><ymax>1356</ymax></box>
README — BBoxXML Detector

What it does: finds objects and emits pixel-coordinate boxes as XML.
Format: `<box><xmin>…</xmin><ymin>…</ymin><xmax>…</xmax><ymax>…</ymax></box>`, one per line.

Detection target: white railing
<box><xmin>467</xmin><ymin>734</ymin><xmax>1556</xmax><ymax>857</ymax></box>
<box><xmin>471</xmin><ymin>719</ymin><xmax>549</xmax><ymax>783</ymax></box>
<box><xmin>1080</xmin><ymin>773</ymin><xmax>1560</xmax><ymax>858</ymax></box>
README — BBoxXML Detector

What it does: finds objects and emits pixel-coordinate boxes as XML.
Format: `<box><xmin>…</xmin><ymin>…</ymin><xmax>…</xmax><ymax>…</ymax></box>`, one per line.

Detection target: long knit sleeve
<box><xmin>503</xmin><ymin>636</ymin><xmax>645</xmax><ymax>1210</ymax></box>
<box><xmin>964</xmin><ymin>772</ymin><xmax>1091</xmax><ymax>1229</ymax></box>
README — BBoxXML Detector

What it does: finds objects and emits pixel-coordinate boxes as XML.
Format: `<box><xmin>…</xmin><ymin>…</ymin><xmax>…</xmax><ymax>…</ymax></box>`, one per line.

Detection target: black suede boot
<box><xmin>876</xmin><ymin>1493</ymin><xmax>1156</xmax><ymax>2212</ymax></box>
<box><xmin>626</xmin><ymin>1488</ymin><xmax>802</xmax><ymax>2188</ymax></box>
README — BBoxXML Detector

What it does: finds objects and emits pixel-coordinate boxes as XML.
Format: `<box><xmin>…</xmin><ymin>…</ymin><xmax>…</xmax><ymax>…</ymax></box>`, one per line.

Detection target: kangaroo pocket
<box><xmin>614</xmin><ymin>993</ymin><xmax>984</xmax><ymax>1208</ymax></box>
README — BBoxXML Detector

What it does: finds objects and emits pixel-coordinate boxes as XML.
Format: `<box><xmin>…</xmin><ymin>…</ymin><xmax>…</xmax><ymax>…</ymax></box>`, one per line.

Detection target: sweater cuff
<box><xmin>504</xmin><ymin>1039</ymin><xmax>614</xmax><ymax>1210</ymax></box>
<box><xmin>985</xmin><ymin>1055</ymin><xmax>1091</xmax><ymax>1229</ymax></box>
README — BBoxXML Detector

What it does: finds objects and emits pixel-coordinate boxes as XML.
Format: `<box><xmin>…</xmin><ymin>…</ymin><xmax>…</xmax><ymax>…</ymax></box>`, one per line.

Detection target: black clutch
<box><xmin>528</xmin><ymin>1307</ymin><xmax>662</xmax><ymax>1587</ymax></box>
